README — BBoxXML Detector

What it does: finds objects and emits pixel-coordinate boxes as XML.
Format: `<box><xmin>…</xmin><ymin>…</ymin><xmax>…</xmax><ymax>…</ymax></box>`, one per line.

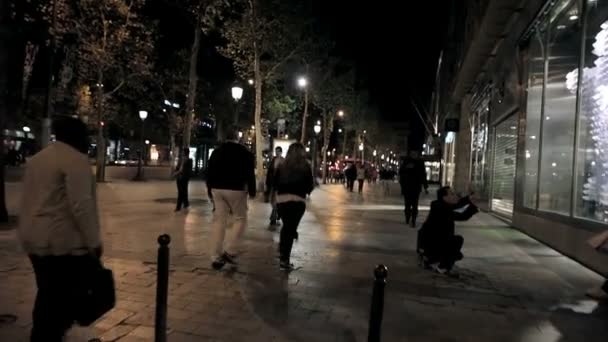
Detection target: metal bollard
<box><xmin>368</xmin><ymin>264</ymin><xmax>388</xmax><ymax>342</ymax></box>
<box><xmin>155</xmin><ymin>234</ymin><xmax>171</xmax><ymax>342</ymax></box>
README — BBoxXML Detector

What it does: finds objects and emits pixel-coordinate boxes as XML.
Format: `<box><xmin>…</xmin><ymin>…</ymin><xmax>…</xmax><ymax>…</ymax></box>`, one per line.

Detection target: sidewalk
<box><xmin>1</xmin><ymin>180</ymin><xmax>607</xmax><ymax>341</ymax></box>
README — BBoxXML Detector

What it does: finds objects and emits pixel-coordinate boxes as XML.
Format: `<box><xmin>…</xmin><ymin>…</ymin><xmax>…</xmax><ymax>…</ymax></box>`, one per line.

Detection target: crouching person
<box><xmin>418</xmin><ymin>186</ymin><xmax>478</xmax><ymax>275</ymax></box>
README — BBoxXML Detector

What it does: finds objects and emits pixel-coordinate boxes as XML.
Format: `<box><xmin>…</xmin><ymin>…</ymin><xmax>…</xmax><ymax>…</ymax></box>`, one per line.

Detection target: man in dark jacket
<box><xmin>345</xmin><ymin>164</ymin><xmax>357</xmax><ymax>192</ymax></box>
<box><xmin>265</xmin><ymin>146</ymin><xmax>284</xmax><ymax>226</ymax></box>
<box><xmin>206</xmin><ymin>129</ymin><xmax>256</xmax><ymax>270</ymax></box>
<box><xmin>399</xmin><ymin>150</ymin><xmax>429</xmax><ymax>227</ymax></box>
<box><xmin>174</xmin><ymin>148</ymin><xmax>193</xmax><ymax>212</ymax></box>
<box><xmin>418</xmin><ymin>186</ymin><xmax>478</xmax><ymax>274</ymax></box>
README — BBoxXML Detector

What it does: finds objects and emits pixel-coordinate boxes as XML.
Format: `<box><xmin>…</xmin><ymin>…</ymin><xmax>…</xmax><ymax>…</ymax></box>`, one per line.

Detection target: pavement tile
<box><xmin>2</xmin><ymin>181</ymin><xmax>607</xmax><ymax>341</ymax></box>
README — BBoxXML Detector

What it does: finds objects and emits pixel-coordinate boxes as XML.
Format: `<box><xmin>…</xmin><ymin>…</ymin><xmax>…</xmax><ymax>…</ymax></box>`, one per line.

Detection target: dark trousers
<box><xmin>435</xmin><ymin>235</ymin><xmax>464</xmax><ymax>270</ymax></box>
<box><xmin>277</xmin><ymin>202</ymin><xmax>306</xmax><ymax>262</ymax></box>
<box><xmin>347</xmin><ymin>179</ymin><xmax>355</xmax><ymax>192</ymax></box>
<box><xmin>603</xmin><ymin>280</ymin><xmax>608</xmax><ymax>293</ymax></box>
<box><xmin>358</xmin><ymin>179</ymin><xmax>364</xmax><ymax>193</ymax></box>
<box><xmin>29</xmin><ymin>254</ymin><xmax>93</xmax><ymax>342</ymax></box>
<box><xmin>176</xmin><ymin>178</ymin><xmax>190</xmax><ymax>210</ymax></box>
<box><xmin>404</xmin><ymin>191</ymin><xmax>421</xmax><ymax>224</ymax></box>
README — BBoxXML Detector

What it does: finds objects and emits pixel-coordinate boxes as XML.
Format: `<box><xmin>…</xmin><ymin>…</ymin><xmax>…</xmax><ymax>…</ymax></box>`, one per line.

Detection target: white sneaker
<box><xmin>586</xmin><ymin>286</ymin><xmax>608</xmax><ymax>301</ymax></box>
<box><xmin>431</xmin><ymin>263</ymin><xmax>448</xmax><ymax>274</ymax></box>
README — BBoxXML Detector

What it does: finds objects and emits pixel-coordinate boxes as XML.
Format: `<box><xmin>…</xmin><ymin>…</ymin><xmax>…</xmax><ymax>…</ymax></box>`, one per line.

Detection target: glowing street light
<box><xmin>23</xmin><ymin>126</ymin><xmax>31</xmax><ymax>133</ymax></box>
<box><xmin>297</xmin><ymin>77</ymin><xmax>307</xmax><ymax>88</ymax></box>
<box><xmin>134</xmin><ymin>110</ymin><xmax>148</xmax><ymax>181</ymax></box>
<box><xmin>338</xmin><ymin>128</ymin><xmax>343</xmax><ymax>133</ymax></box>
<box><xmin>314</xmin><ymin>122</ymin><xmax>321</xmax><ymax>135</ymax></box>
<box><xmin>248</xmin><ymin>79</ymin><xmax>254</xmax><ymax>85</ymax></box>
<box><xmin>231</xmin><ymin>86</ymin><xmax>243</xmax><ymax>101</ymax></box>
<box><xmin>338</xmin><ymin>110</ymin><xmax>344</xmax><ymax>117</ymax></box>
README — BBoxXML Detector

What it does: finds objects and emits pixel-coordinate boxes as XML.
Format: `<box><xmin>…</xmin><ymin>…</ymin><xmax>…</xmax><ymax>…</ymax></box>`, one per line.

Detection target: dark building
<box><xmin>434</xmin><ymin>0</ymin><xmax>608</xmax><ymax>275</ymax></box>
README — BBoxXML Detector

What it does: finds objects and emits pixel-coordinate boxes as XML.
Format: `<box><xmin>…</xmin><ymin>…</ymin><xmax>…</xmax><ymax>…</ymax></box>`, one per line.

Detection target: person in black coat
<box><xmin>173</xmin><ymin>148</ymin><xmax>193</xmax><ymax>212</ymax></box>
<box><xmin>399</xmin><ymin>150</ymin><xmax>428</xmax><ymax>227</ymax></box>
<box><xmin>273</xmin><ymin>143</ymin><xmax>314</xmax><ymax>271</ymax></box>
<box><xmin>418</xmin><ymin>186</ymin><xmax>478</xmax><ymax>274</ymax></box>
<box><xmin>345</xmin><ymin>164</ymin><xmax>357</xmax><ymax>192</ymax></box>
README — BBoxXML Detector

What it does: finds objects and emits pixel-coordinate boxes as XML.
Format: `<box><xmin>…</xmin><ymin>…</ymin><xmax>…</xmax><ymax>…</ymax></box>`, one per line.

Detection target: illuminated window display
<box><xmin>470</xmin><ymin>94</ymin><xmax>491</xmax><ymax>202</ymax></box>
<box><xmin>571</xmin><ymin>1</ymin><xmax>608</xmax><ymax>222</ymax></box>
<box><xmin>522</xmin><ymin>0</ymin><xmax>608</xmax><ymax>225</ymax></box>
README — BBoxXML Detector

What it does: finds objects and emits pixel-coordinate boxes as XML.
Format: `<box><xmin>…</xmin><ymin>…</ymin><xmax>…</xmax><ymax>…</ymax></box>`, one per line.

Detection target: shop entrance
<box><xmin>490</xmin><ymin>115</ymin><xmax>518</xmax><ymax>217</ymax></box>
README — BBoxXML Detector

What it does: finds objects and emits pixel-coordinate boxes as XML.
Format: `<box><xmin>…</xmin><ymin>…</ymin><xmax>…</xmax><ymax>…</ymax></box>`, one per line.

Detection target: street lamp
<box><xmin>23</xmin><ymin>126</ymin><xmax>31</xmax><ymax>133</ymax></box>
<box><xmin>338</xmin><ymin>110</ymin><xmax>344</xmax><ymax>117</ymax></box>
<box><xmin>231</xmin><ymin>86</ymin><xmax>243</xmax><ymax>101</ymax></box>
<box><xmin>298</xmin><ymin>76</ymin><xmax>309</xmax><ymax>142</ymax></box>
<box><xmin>134</xmin><ymin>110</ymin><xmax>148</xmax><ymax>181</ymax></box>
<box><xmin>248</xmin><ymin>79</ymin><xmax>254</xmax><ymax>85</ymax></box>
<box><xmin>359</xmin><ymin>142</ymin><xmax>364</xmax><ymax>163</ymax></box>
<box><xmin>231</xmin><ymin>85</ymin><xmax>243</xmax><ymax>128</ymax></box>
<box><xmin>312</xmin><ymin>121</ymin><xmax>321</xmax><ymax>186</ymax></box>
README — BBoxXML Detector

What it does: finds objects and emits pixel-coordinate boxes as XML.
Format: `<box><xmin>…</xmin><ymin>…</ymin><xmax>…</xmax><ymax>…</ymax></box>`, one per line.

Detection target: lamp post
<box><xmin>298</xmin><ymin>77</ymin><xmax>308</xmax><ymax>142</ymax></box>
<box><xmin>313</xmin><ymin>121</ymin><xmax>321</xmax><ymax>186</ymax></box>
<box><xmin>134</xmin><ymin>110</ymin><xmax>148</xmax><ymax>181</ymax></box>
<box><xmin>231</xmin><ymin>85</ymin><xmax>243</xmax><ymax>126</ymax></box>
<box><xmin>359</xmin><ymin>142</ymin><xmax>364</xmax><ymax>163</ymax></box>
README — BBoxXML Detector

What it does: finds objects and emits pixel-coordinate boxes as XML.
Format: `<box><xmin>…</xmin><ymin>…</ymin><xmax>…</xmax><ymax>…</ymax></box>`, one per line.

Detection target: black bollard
<box><xmin>368</xmin><ymin>264</ymin><xmax>388</xmax><ymax>342</ymax></box>
<box><xmin>155</xmin><ymin>234</ymin><xmax>171</xmax><ymax>342</ymax></box>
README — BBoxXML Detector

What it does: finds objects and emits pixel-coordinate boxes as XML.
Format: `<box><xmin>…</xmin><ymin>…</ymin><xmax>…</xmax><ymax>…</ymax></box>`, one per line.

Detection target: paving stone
<box><xmin>2</xmin><ymin>181</ymin><xmax>607</xmax><ymax>341</ymax></box>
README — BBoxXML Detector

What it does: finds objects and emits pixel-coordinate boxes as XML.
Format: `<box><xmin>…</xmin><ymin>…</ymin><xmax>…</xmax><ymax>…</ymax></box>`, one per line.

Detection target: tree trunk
<box><xmin>342</xmin><ymin>129</ymin><xmax>347</xmax><ymax>158</ymax></box>
<box><xmin>183</xmin><ymin>25</ymin><xmax>201</xmax><ymax>150</ymax></box>
<box><xmin>95</xmin><ymin>79</ymin><xmax>106</xmax><ymax>182</ymax></box>
<box><xmin>0</xmin><ymin>0</ymin><xmax>11</xmax><ymax>222</ymax></box>
<box><xmin>253</xmin><ymin>50</ymin><xmax>264</xmax><ymax>191</ymax></box>
<box><xmin>300</xmin><ymin>87</ymin><xmax>308</xmax><ymax>143</ymax></box>
<box><xmin>321</xmin><ymin>111</ymin><xmax>328</xmax><ymax>184</ymax></box>
<box><xmin>251</xmin><ymin>0</ymin><xmax>264</xmax><ymax>192</ymax></box>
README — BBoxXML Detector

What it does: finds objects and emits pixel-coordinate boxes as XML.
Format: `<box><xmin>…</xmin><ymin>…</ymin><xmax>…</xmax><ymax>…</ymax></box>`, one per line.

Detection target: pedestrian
<box><xmin>356</xmin><ymin>162</ymin><xmax>366</xmax><ymax>193</ymax></box>
<box><xmin>206</xmin><ymin>128</ymin><xmax>256</xmax><ymax>270</ymax></box>
<box><xmin>273</xmin><ymin>143</ymin><xmax>314</xmax><ymax>271</ymax></box>
<box><xmin>379</xmin><ymin>168</ymin><xmax>391</xmax><ymax>196</ymax></box>
<box><xmin>399</xmin><ymin>150</ymin><xmax>429</xmax><ymax>227</ymax></box>
<box><xmin>265</xmin><ymin>146</ymin><xmax>284</xmax><ymax>227</ymax></box>
<box><xmin>417</xmin><ymin>186</ymin><xmax>478</xmax><ymax>275</ymax></box>
<box><xmin>173</xmin><ymin>148</ymin><xmax>193</xmax><ymax>212</ymax></box>
<box><xmin>345</xmin><ymin>163</ymin><xmax>357</xmax><ymax>192</ymax></box>
<box><xmin>18</xmin><ymin>117</ymin><xmax>106</xmax><ymax>341</ymax></box>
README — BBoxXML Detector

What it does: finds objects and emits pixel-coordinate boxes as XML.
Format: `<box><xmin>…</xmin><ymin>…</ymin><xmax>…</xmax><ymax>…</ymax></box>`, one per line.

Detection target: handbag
<box><xmin>75</xmin><ymin>259</ymin><xmax>116</xmax><ymax>326</ymax></box>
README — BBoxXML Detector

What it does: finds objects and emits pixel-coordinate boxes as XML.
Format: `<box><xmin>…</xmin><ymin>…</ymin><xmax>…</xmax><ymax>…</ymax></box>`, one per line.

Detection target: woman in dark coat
<box><xmin>418</xmin><ymin>186</ymin><xmax>478</xmax><ymax>274</ymax></box>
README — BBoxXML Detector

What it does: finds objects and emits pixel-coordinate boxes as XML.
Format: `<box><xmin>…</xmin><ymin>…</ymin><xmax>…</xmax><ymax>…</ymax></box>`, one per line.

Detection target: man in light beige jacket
<box><xmin>18</xmin><ymin>117</ymin><xmax>102</xmax><ymax>341</ymax></box>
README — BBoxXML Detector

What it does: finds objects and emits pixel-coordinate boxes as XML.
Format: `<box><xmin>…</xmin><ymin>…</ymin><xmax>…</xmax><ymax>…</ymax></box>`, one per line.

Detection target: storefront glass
<box><xmin>575</xmin><ymin>0</ymin><xmax>608</xmax><ymax>222</ymax></box>
<box><xmin>470</xmin><ymin>97</ymin><xmax>491</xmax><ymax>202</ymax></box>
<box><xmin>491</xmin><ymin>115</ymin><xmax>518</xmax><ymax>216</ymax></box>
<box><xmin>538</xmin><ymin>0</ymin><xmax>581</xmax><ymax>214</ymax></box>
<box><xmin>523</xmin><ymin>28</ymin><xmax>545</xmax><ymax>209</ymax></box>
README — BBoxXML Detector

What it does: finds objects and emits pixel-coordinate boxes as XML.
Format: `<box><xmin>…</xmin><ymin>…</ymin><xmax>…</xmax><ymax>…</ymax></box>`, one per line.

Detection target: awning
<box><xmin>452</xmin><ymin>0</ymin><xmax>526</xmax><ymax>102</ymax></box>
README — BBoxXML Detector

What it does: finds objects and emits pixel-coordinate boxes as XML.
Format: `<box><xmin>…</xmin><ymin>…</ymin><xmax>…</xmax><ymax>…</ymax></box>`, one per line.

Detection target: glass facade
<box><xmin>523</xmin><ymin>29</ymin><xmax>545</xmax><ymax>209</ymax></box>
<box><xmin>576</xmin><ymin>0</ymin><xmax>608</xmax><ymax>222</ymax></box>
<box><xmin>521</xmin><ymin>0</ymin><xmax>608</xmax><ymax>225</ymax></box>
<box><xmin>491</xmin><ymin>115</ymin><xmax>519</xmax><ymax>216</ymax></box>
<box><xmin>470</xmin><ymin>92</ymin><xmax>491</xmax><ymax>202</ymax></box>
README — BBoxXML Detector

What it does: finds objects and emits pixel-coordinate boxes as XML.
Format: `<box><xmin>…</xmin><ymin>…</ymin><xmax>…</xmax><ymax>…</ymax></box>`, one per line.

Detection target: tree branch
<box><xmin>264</xmin><ymin>44</ymin><xmax>301</xmax><ymax>82</ymax></box>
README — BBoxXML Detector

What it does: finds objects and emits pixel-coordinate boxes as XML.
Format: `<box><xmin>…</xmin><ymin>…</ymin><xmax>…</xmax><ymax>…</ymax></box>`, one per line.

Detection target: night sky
<box><xmin>151</xmin><ymin>0</ymin><xmax>449</xmax><ymax>146</ymax></box>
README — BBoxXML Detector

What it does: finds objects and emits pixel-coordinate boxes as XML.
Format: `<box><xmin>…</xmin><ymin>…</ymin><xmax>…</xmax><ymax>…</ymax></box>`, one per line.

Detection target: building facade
<box><xmin>437</xmin><ymin>0</ymin><xmax>608</xmax><ymax>275</ymax></box>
